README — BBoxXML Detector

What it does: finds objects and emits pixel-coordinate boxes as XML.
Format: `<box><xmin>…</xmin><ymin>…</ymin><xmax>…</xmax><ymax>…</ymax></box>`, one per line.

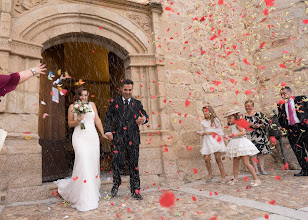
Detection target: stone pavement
<box><xmin>0</xmin><ymin>170</ymin><xmax>307</xmax><ymax>220</ymax></box>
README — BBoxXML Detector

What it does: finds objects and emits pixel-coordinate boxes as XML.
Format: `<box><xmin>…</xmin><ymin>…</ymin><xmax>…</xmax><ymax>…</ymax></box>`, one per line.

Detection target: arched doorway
<box><xmin>39</xmin><ymin>34</ymin><xmax>126</xmax><ymax>181</ymax></box>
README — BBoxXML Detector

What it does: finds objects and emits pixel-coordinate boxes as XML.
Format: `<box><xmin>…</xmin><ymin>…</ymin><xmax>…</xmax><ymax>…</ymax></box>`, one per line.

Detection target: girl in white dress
<box><xmin>197</xmin><ymin>105</ymin><xmax>226</xmax><ymax>183</ymax></box>
<box><xmin>224</xmin><ymin>110</ymin><xmax>261</xmax><ymax>187</ymax></box>
<box><xmin>54</xmin><ymin>87</ymin><xmax>107</xmax><ymax>211</ymax></box>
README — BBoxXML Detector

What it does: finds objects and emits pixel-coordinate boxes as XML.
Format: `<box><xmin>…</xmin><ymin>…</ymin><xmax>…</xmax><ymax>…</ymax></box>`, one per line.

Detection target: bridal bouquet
<box><xmin>73</xmin><ymin>100</ymin><xmax>92</xmax><ymax>129</ymax></box>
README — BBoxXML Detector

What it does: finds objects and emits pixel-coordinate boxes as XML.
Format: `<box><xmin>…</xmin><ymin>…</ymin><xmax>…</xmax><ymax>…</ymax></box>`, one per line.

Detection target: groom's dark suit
<box><xmin>104</xmin><ymin>96</ymin><xmax>149</xmax><ymax>194</ymax></box>
<box><xmin>278</xmin><ymin>95</ymin><xmax>308</xmax><ymax>173</ymax></box>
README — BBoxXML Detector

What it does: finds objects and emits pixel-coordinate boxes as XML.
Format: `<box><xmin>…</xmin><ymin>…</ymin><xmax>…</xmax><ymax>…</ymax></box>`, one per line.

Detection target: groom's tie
<box><xmin>124</xmin><ymin>99</ymin><xmax>129</xmax><ymax>121</ymax></box>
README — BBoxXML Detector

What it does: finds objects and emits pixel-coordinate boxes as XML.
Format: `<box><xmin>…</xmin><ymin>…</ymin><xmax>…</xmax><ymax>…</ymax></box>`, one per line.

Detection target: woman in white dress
<box><xmin>54</xmin><ymin>87</ymin><xmax>107</xmax><ymax>212</ymax></box>
<box><xmin>197</xmin><ymin>105</ymin><xmax>226</xmax><ymax>183</ymax></box>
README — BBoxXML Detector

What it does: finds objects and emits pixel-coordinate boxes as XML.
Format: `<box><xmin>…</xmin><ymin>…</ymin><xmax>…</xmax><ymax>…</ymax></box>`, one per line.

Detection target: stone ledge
<box><xmin>5</xmin><ymin>185</ymin><xmax>49</xmax><ymax>204</ymax></box>
<box><xmin>1</xmin><ymin>139</ymin><xmax>41</xmax><ymax>155</ymax></box>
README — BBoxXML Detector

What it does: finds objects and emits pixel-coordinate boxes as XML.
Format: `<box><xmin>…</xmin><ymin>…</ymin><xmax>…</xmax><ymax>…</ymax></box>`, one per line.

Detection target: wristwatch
<box><xmin>29</xmin><ymin>68</ymin><xmax>37</xmax><ymax>76</ymax></box>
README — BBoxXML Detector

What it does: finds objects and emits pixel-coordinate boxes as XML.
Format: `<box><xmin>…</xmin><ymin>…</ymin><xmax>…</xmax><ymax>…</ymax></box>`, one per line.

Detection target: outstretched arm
<box><xmin>18</xmin><ymin>63</ymin><xmax>46</xmax><ymax>84</ymax></box>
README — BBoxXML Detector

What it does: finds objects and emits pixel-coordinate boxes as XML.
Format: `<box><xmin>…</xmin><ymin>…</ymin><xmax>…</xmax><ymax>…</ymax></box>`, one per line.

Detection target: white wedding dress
<box><xmin>54</xmin><ymin>102</ymin><xmax>101</xmax><ymax>212</ymax></box>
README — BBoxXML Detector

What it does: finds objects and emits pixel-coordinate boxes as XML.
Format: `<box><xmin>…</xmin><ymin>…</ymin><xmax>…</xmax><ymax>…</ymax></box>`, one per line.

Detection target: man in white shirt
<box><xmin>278</xmin><ymin>86</ymin><xmax>308</xmax><ymax>176</ymax></box>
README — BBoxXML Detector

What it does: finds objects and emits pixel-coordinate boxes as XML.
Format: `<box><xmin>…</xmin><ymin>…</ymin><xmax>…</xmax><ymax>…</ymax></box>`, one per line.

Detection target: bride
<box><xmin>54</xmin><ymin>87</ymin><xmax>107</xmax><ymax>212</ymax></box>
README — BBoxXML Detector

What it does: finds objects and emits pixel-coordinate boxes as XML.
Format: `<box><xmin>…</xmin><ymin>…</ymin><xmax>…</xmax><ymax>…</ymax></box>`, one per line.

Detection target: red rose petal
<box><xmin>268</xmin><ymin>200</ymin><xmax>276</xmax><ymax>205</ymax></box>
<box><xmin>159</xmin><ymin>191</ymin><xmax>175</xmax><ymax>208</ymax></box>
<box><xmin>185</xmin><ymin>99</ymin><xmax>191</xmax><ymax>107</ymax></box>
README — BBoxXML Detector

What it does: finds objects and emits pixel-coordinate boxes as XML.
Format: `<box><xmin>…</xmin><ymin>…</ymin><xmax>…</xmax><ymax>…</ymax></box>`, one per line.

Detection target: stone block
<box><xmin>0</xmin><ymin>96</ymin><xmax>6</xmax><ymax>112</ymax></box>
<box><xmin>169</xmin><ymin>72</ymin><xmax>194</xmax><ymax>84</ymax></box>
<box><xmin>12</xmin><ymin>14</ymin><xmax>38</xmax><ymax>39</ymax></box>
<box><xmin>140</xmin><ymin>174</ymin><xmax>160</xmax><ymax>189</ymax></box>
<box><xmin>160</xmin><ymin>20</ymin><xmax>183</xmax><ymax>40</ymax></box>
<box><xmin>163</xmin><ymin>160</ymin><xmax>178</xmax><ymax>174</ymax></box>
<box><xmin>140</xmin><ymin>132</ymin><xmax>162</xmax><ymax>148</ymax></box>
<box><xmin>165</xmin><ymin>59</ymin><xmax>190</xmax><ymax>71</ymax></box>
<box><xmin>299</xmin><ymin>16</ymin><xmax>308</xmax><ymax>34</ymax></box>
<box><xmin>5</xmin><ymin>91</ymin><xmax>25</xmax><ymax>113</ymax></box>
<box><xmin>166</xmin><ymin>84</ymin><xmax>190</xmax><ymax>99</ymax></box>
<box><xmin>166</xmin><ymin>99</ymin><xmax>198</xmax><ymax>116</ymax></box>
<box><xmin>1</xmin><ymin>0</ymin><xmax>12</xmax><ymax>13</ymax></box>
<box><xmin>161</xmin><ymin>146</ymin><xmax>177</xmax><ymax>161</ymax></box>
<box><xmin>157</xmin><ymin>82</ymin><xmax>166</xmax><ymax>97</ymax></box>
<box><xmin>161</xmin><ymin>173</ymin><xmax>185</xmax><ymax>187</ymax></box>
<box><xmin>0</xmin><ymin>155</ymin><xmax>7</xmax><ymax>191</ymax></box>
<box><xmin>180</xmin><ymin>131</ymin><xmax>200</xmax><ymax>146</ymax></box>
<box><xmin>6</xmin><ymin>185</ymin><xmax>48</xmax><ymax>204</ymax></box>
<box><xmin>32</xmin><ymin>5</ymin><xmax>58</xmax><ymax>21</ymax></box>
<box><xmin>272</xmin><ymin>4</ymin><xmax>305</xmax><ymax>22</ymax></box>
<box><xmin>269</xmin><ymin>0</ymin><xmax>302</xmax><ymax>10</ymax></box>
<box><xmin>177</xmin><ymin>158</ymin><xmax>206</xmax><ymax>181</ymax></box>
<box><xmin>23</xmin><ymin>93</ymin><xmax>39</xmax><ymax>114</ymax></box>
<box><xmin>170</xmin><ymin>114</ymin><xmax>199</xmax><ymax>131</ymax></box>
<box><xmin>0</xmin><ymin>51</ymin><xmax>9</xmax><ymax>73</ymax></box>
<box><xmin>6</xmin><ymin>153</ymin><xmax>42</xmax><ymax>189</ymax></box>
<box><xmin>157</xmin><ymin>68</ymin><xmax>167</xmax><ymax>82</ymax></box>
<box><xmin>0</xmin><ymin>12</ymin><xmax>11</xmax><ymax>36</ymax></box>
<box><xmin>0</xmin><ymin>113</ymin><xmax>38</xmax><ymax>133</ymax></box>
<box><xmin>139</xmin><ymin>147</ymin><xmax>161</xmax><ymax>160</ymax></box>
<box><xmin>139</xmin><ymin>158</ymin><xmax>162</xmax><ymax>175</ymax></box>
<box><xmin>54</xmin><ymin>3</ymin><xmax>80</xmax><ymax>14</ymax></box>
<box><xmin>259</xmin><ymin>46</ymin><xmax>294</xmax><ymax>63</ymax></box>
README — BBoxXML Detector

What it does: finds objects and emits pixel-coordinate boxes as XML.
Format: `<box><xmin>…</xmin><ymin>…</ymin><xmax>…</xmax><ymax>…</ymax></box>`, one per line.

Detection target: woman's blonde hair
<box><xmin>202</xmin><ymin>105</ymin><xmax>218</xmax><ymax>125</ymax></box>
<box><xmin>245</xmin><ymin>99</ymin><xmax>255</xmax><ymax>106</ymax></box>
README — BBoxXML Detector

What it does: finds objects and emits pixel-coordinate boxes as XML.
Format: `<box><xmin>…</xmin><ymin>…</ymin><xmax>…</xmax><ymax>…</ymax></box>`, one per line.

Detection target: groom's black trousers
<box><xmin>112</xmin><ymin>135</ymin><xmax>140</xmax><ymax>194</ymax></box>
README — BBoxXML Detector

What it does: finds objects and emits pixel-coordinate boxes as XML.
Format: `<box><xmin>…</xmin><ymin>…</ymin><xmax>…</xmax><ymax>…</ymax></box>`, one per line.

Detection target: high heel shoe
<box><xmin>250</xmin><ymin>179</ymin><xmax>261</xmax><ymax>187</ymax></box>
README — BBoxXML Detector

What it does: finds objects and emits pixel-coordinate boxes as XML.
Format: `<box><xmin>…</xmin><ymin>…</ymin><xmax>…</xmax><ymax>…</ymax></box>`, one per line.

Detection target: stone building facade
<box><xmin>0</xmin><ymin>0</ymin><xmax>307</xmax><ymax>204</ymax></box>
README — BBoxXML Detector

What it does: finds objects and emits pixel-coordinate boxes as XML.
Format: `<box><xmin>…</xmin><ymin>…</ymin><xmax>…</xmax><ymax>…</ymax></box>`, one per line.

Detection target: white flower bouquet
<box><xmin>73</xmin><ymin>100</ymin><xmax>92</xmax><ymax>130</ymax></box>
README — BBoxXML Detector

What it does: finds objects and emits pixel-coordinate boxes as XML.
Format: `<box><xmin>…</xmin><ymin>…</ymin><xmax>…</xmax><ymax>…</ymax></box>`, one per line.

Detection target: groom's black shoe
<box><xmin>111</xmin><ymin>186</ymin><xmax>118</xmax><ymax>197</ymax></box>
<box><xmin>294</xmin><ymin>170</ymin><xmax>308</xmax><ymax>176</ymax></box>
<box><xmin>132</xmin><ymin>193</ymin><xmax>143</xmax><ymax>200</ymax></box>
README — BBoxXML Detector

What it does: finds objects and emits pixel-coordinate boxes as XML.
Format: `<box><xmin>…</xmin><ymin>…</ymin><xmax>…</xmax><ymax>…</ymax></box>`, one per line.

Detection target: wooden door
<box><xmin>39</xmin><ymin>44</ymin><xmax>69</xmax><ymax>182</ymax></box>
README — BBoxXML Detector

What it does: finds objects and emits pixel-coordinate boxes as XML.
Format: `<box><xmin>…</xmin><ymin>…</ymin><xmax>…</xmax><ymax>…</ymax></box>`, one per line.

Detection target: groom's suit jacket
<box><xmin>104</xmin><ymin>96</ymin><xmax>149</xmax><ymax>146</ymax></box>
<box><xmin>278</xmin><ymin>95</ymin><xmax>308</xmax><ymax>132</ymax></box>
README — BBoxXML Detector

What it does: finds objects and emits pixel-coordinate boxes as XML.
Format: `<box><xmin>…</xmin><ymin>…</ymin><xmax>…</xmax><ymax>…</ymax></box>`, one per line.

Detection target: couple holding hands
<box><xmin>55</xmin><ymin>79</ymin><xmax>149</xmax><ymax>212</ymax></box>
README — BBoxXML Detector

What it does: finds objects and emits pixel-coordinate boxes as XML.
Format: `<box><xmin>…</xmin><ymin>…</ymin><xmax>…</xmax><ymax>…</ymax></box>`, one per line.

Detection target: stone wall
<box><xmin>154</xmin><ymin>0</ymin><xmax>307</xmax><ymax>181</ymax></box>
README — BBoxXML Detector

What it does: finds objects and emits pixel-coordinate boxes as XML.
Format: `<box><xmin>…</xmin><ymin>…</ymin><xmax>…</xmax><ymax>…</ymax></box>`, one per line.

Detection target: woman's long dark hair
<box><xmin>74</xmin><ymin>87</ymin><xmax>89</xmax><ymax>102</ymax></box>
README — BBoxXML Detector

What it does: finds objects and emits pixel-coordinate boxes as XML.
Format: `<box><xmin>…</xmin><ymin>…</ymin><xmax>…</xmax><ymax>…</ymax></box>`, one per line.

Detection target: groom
<box><xmin>104</xmin><ymin>79</ymin><xmax>149</xmax><ymax>200</ymax></box>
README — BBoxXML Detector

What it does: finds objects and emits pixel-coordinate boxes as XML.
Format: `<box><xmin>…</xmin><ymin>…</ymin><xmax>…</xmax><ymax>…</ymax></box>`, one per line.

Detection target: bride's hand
<box><xmin>77</xmin><ymin>114</ymin><xmax>84</xmax><ymax>121</ymax></box>
<box><xmin>101</xmin><ymin>134</ymin><xmax>108</xmax><ymax>139</ymax></box>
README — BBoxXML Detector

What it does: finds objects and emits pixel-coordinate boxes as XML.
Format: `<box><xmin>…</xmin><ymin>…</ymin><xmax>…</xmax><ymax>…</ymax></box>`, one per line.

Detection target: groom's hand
<box><xmin>105</xmin><ymin>133</ymin><xmax>113</xmax><ymax>141</ymax></box>
<box><xmin>136</xmin><ymin>113</ymin><xmax>146</xmax><ymax>125</ymax></box>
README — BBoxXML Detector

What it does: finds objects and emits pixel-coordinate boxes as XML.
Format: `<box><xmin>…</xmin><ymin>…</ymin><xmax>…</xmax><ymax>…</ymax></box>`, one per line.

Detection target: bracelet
<box><xmin>29</xmin><ymin>68</ymin><xmax>37</xmax><ymax>76</ymax></box>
